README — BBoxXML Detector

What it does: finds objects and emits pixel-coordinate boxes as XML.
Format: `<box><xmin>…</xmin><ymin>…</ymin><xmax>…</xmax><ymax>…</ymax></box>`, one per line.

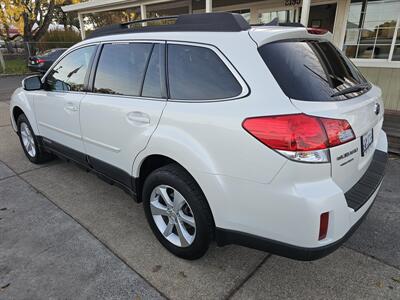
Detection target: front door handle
<box><xmin>65</xmin><ymin>102</ymin><xmax>79</xmax><ymax>112</ymax></box>
<box><xmin>127</xmin><ymin>111</ymin><xmax>150</xmax><ymax>125</ymax></box>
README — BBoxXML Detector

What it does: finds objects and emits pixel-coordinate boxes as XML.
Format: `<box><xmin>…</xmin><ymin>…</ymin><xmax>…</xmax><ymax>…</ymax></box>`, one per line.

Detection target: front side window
<box><xmin>94</xmin><ymin>43</ymin><xmax>153</xmax><ymax>96</ymax></box>
<box><xmin>45</xmin><ymin>45</ymin><xmax>96</xmax><ymax>92</ymax></box>
<box><xmin>167</xmin><ymin>44</ymin><xmax>242</xmax><ymax>100</ymax></box>
<box><xmin>343</xmin><ymin>0</ymin><xmax>400</xmax><ymax>61</ymax></box>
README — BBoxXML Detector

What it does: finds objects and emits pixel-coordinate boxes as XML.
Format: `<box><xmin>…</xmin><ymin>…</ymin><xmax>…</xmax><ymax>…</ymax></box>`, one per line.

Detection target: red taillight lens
<box><xmin>36</xmin><ymin>59</ymin><xmax>45</xmax><ymax>64</ymax></box>
<box><xmin>319</xmin><ymin>118</ymin><xmax>355</xmax><ymax>146</ymax></box>
<box><xmin>319</xmin><ymin>212</ymin><xmax>329</xmax><ymax>240</ymax></box>
<box><xmin>242</xmin><ymin>114</ymin><xmax>328</xmax><ymax>151</ymax></box>
<box><xmin>242</xmin><ymin>114</ymin><xmax>355</xmax><ymax>162</ymax></box>
<box><xmin>307</xmin><ymin>28</ymin><xmax>328</xmax><ymax>35</ymax></box>
<box><xmin>242</xmin><ymin>114</ymin><xmax>354</xmax><ymax>151</ymax></box>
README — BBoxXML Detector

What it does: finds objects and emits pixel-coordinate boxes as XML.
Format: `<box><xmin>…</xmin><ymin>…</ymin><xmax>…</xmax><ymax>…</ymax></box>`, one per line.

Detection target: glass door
<box><xmin>255</xmin><ymin>7</ymin><xmax>299</xmax><ymax>24</ymax></box>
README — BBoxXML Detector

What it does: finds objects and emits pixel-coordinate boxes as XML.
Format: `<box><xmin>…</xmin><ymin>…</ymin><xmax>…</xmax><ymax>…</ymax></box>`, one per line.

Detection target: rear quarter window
<box><xmin>167</xmin><ymin>44</ymin><xmax>242</xmax><ymax>101</ymax></box>
<box><xmin>258</xmin><ymin>40</ymin><xmax>370</xmax><ymax>101</ymax></box>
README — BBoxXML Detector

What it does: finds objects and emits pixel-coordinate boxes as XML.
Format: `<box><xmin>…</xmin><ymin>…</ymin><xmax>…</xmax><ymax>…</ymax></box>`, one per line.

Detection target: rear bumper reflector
<box><xmin>345</xmin><ymin>150</ymin><xmax>388</xmax><ymax>211</ymax></box>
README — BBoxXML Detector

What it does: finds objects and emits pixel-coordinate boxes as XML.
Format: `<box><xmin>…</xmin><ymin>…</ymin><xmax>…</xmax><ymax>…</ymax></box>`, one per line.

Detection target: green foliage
<box><xmin>1</xmin><ymin>57</ymin><xmax>28</xmax><ymax>74</ymax></box>
<box><xmin>37</xmin><ymin>29</ymin><xmax>81</xmax><ymax>51</ymax></box>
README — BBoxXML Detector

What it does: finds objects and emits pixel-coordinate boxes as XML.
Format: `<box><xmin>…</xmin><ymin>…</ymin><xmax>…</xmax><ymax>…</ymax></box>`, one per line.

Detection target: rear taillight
<box><xmin>319</xmin><ymin>118</ymin><xmax>355</xmax><ymax>146</ymax></box>
<box><xmin>242</xmin><ymin>114</ymin><xmax>355</xmax><ymax>163</ymax></box>
<box><xmin>307</xmin><ymin>28</ymin><xmax>328</xmax><ymax>35</ymax></box>
<box><xmin>36</xmin><ymin>59</ymin><xmax>45</xmax><ymax>64</ymax></box>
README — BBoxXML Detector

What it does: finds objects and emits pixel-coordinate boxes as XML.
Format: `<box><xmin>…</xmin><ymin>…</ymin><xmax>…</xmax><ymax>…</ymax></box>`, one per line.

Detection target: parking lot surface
<box><xmin>1</xmin><ymin>75</ymin><xmax>400</xmax><ymax>299</ymax></box>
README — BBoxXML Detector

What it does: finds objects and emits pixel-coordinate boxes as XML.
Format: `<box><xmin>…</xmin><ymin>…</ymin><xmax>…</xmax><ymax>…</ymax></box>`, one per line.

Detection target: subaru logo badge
<box><xmin>374</xmin><ymin>103</ymin><xmax>380</xmax><ymax>115</ymax></box>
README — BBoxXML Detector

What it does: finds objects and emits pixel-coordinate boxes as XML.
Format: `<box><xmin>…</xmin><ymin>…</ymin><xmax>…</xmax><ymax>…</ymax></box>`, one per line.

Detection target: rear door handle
<box><xmin>127</xmin><ymin>111</ymin><xmax>150</xmax><ymax>125</ymax></box>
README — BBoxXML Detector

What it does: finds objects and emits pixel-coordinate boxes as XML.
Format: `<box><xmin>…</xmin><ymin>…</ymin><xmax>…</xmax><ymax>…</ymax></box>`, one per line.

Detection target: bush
<box><xmin>37</xmin><ymin>29</ymin><xmax>81</xmax><ymax>52</ymax></box>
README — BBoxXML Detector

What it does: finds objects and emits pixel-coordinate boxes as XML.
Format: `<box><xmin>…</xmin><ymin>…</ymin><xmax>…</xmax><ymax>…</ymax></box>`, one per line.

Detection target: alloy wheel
<box><xmin>20</xmin><ymin>122</ymin><xmax>36</xmax><ymax>157</ymax></box>
<box><xmin>150</xmin><ymin>185</ymin><xmax>196</xmax><ymax>247</ymax></box>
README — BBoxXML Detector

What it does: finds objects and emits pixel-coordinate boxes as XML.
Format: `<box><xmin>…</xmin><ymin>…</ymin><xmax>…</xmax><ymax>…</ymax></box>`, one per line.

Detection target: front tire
<box><xmin>17</xmin><ymin>114</ymin><xmax>53</xmax><ymax>164</ymax></box>
<box><xmin>143</xmin><ymin>164</ymin><xmax>214</xmax><ymax>260</ymax></box>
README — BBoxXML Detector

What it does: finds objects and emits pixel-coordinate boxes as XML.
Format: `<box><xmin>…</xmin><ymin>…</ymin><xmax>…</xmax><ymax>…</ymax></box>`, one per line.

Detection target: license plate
<box><xmin>361</xmin><ymin>129</ymin><xmax>373</xmax><ymax>156</ymax></box>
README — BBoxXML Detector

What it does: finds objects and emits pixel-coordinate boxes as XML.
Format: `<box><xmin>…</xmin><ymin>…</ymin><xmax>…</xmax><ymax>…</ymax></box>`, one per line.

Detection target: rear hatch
<box><xmin>251</xmin><ymin>29</ymin><xmax>384</xmax><ymax>192</ymax></box>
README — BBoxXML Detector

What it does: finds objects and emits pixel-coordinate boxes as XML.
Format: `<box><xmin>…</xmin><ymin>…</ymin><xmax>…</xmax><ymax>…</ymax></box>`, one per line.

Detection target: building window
<box><xmin>343</xmin><ymin>0</ymin><xmax>400</xmax><ymax>62</ymax></box>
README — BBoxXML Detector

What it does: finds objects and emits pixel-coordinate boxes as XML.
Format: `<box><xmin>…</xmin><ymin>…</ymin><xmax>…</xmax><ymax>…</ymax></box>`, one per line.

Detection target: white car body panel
<box><xmin>34</xmin><ymin>90</ymin><xmax>86</xmax><ymax>153</ymax></box>
<box><xmin>80</xmin><ymin>94</ymin><xmax>166</xmax><ymax>175</ymax></box>
<box><xmin>10</xmin><ymin>88</ymin><xmax>38</xmax><ymax>134</ymax></box>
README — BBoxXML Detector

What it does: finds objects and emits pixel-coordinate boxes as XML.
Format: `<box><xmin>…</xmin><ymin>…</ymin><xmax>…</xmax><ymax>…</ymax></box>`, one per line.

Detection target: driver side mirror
<box><xmin>22</xmin><ymin>75</ymin><xmax>43</xmax><ymax>91</ymax></box>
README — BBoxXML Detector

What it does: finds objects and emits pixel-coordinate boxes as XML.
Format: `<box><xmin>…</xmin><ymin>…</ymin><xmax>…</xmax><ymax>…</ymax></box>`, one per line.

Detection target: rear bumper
<box><xmin>216</xmin><ymin>201</ymin><xmax>373</xmax><ymax>261</ymax></box>
<box><xmin>216</xmin><ymin>150</ymin><xmax>388</xmax><ymax>261</ymax></box>
<box><xmin>215</xmin><ymin>150</ymin><xmax>388</xmax><ymax>260</ymax></box>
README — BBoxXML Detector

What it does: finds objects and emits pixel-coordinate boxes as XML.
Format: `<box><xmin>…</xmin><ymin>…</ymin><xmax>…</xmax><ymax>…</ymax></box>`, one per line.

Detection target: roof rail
<box><xmin>87</xmin><ymin>12</ymin><xmax>251</xmax><ymax>40</ymax></box>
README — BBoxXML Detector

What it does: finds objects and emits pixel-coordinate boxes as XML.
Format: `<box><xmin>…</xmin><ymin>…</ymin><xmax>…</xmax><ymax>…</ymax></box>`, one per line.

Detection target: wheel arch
<box><xmin>12</xmin><ymin>106</ymin><xmax>24</xmax><ymax>126</ymax></box>
<box><xmin>134</xmin><ymin>154</ymin><xmax>216</xmax><ymax>234</ymax></box>
<box><xmin>10</xmin><ymin>90</ymin><xmax>39</xmax><ymax>134</ymax></box>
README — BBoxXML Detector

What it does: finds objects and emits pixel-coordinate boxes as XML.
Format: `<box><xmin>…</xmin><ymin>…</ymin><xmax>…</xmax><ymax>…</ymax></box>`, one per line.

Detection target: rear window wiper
<box><xmin>331</xmin><ymin>83</ymin><xmax>370</xmax><ymax>97</ymax></box>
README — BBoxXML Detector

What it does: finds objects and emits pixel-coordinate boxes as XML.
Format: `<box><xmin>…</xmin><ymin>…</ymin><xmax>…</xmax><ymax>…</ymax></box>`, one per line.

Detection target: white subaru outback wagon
<box><xmin>10</xmin><ymin>13</ymin><xmax>388</xmax><ymax>260</ymax></box>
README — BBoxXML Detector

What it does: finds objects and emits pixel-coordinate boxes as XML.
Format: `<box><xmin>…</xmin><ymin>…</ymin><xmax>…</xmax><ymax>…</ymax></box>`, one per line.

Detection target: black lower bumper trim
<box><xmin>345</xmin><ymin>150</ymin><xmax>388</xmax><ymax>211</ymax></box>
<box><xmin>215</xmin><ymin>200</ymin><xmax>375</xmax><ymax>261</ymax></box>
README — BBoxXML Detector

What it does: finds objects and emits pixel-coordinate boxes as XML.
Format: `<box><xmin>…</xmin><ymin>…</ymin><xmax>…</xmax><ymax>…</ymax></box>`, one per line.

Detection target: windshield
<box><xmin>258</xmin><ymin>39</ymin><xmax>370</xmax><ymax>101</ymax></box>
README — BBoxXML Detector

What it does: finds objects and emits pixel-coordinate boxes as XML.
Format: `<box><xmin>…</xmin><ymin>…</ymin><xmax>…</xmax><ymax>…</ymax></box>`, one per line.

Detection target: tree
<box><xmin>0</xmin><ymin>0</ymin><xmax>55</xmax><ymax>43</ymax></box>
<box><xmin>0</xmin><ymin>0</ymin><xmax>80</xmax><ymax>42</ymax></box>
<box><xmin>53</xmin><ymin>0</ymin><xmax>80</xmax><ymax>30</ymax></box>
<box><xmin>0</xmin><ymin>1</ymin><xmax>23</xmax><ymax>41</ymax></box>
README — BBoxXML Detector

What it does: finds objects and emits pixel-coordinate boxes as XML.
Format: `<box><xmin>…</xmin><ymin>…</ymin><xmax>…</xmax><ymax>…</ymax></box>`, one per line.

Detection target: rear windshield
<box><xmin>258</xmin><ymin>40</ymin><xmax>370</xmax><ymax>101</ymax></box>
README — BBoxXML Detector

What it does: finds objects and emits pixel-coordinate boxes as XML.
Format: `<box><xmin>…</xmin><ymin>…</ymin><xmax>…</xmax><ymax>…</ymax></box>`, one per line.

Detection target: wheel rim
<box><xmin>150</xmin><ymin>185</ymin><xmax>196</xmax><ymax>248</ymax></box>
<box><xmin>20</xmin><ymin>122</ymin><xmax>36</xmax><ymax>157</ymax></box>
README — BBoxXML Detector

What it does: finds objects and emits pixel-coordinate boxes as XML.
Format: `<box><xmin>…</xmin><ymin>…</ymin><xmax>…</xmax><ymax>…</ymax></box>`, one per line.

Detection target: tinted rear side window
<box><xmin>94</xmin><ymin>43</ymin><xmax>153</xmax><ymax>96</ymax></box>
<box><xmin>258</xmin><ymin>40</ymin><xmax>369</xmax><ymax>101</ymax></box>
<box><xmin>167</xmin><ymin>44</ymin><xmax>242</xmax><ymax>100</ymax></box>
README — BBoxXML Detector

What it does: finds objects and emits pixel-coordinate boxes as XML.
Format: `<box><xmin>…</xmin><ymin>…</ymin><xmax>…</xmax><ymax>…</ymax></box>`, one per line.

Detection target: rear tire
<box><xmin>17</xmin><ymin>114</ymin><xmax>53</xmax><ymax>164</ymax></box>
<box><xmin>143</xmin><ymin>164</ymin><xmax>214</xmax><ymax>260</ymax></box>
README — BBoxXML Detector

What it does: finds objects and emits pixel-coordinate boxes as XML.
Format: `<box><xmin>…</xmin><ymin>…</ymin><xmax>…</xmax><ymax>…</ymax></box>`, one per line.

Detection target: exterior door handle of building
<box><xmin>65</xmin><ymin>102</ymin><xmax>79</xmax><ymax>112</ymax></box>
<box><xmin>127</xmin><ymin>111</ymin><xmax>150</xmax><ymax>125</ymax></box>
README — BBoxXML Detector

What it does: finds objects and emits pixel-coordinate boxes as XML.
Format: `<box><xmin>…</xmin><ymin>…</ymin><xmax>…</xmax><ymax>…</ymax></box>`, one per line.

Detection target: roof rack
<box><xmin>87</xmin><ymin>12</ymin><xmax>251</xmax><ymax>40</ymax></box>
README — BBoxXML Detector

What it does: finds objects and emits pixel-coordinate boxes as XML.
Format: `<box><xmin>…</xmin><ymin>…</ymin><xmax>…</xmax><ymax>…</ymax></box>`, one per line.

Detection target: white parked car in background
<box><xmin>10</xmin><ymin>13</ymin><xmax>388</xmax><ymax>260</ymax></box>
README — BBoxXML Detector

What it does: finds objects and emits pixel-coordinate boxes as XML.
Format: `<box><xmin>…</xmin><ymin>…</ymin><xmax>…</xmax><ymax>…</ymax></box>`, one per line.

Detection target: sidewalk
<box><xmin>0</xmin><ymin>162</ymin><xmax>164</xmax><ymax>299</ymax></box>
